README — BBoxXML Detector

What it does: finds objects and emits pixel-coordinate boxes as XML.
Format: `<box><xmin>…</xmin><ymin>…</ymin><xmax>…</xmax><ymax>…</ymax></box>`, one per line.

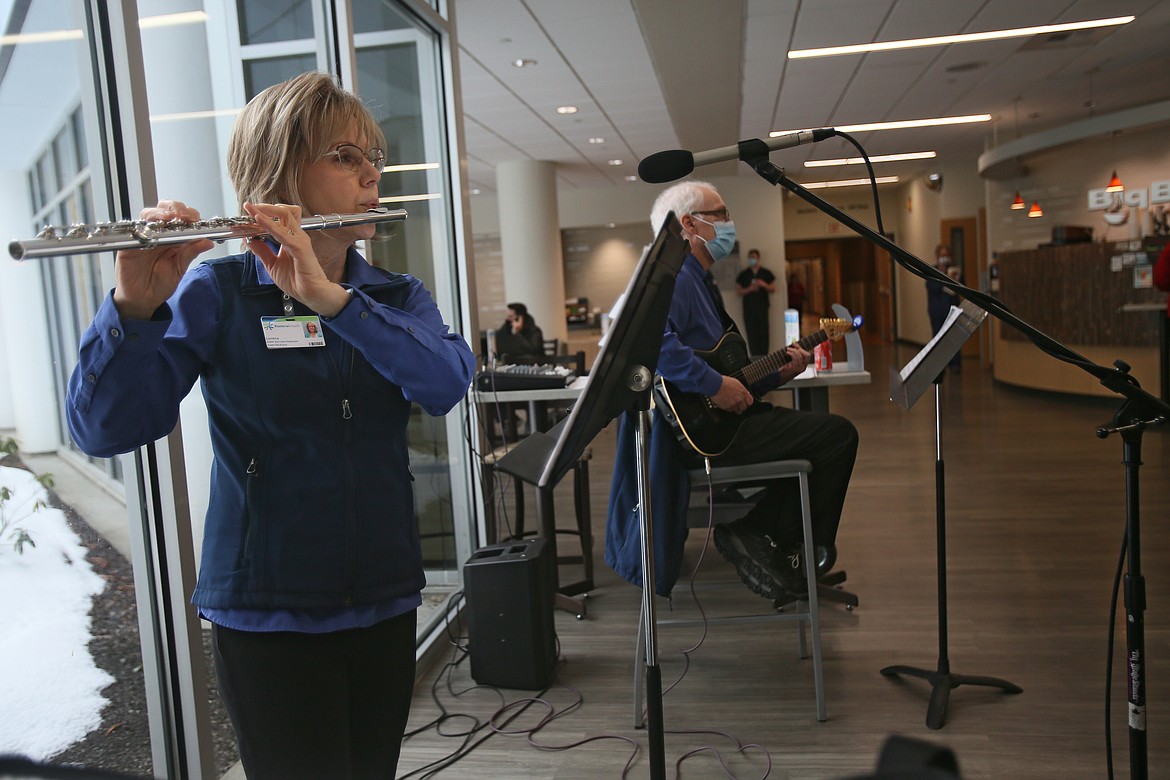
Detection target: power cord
<box><xmin>1103</xmin><ymin>526</ymin><xmax>1127</xmax><ymax>780</ymax></box>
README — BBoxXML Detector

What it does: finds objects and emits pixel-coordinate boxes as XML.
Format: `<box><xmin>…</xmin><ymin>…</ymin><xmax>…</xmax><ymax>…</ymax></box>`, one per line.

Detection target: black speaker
<box><xmin>463</xmin><ymin>538</ymin><xmax>556</xmax><ymax>690</ymax></box>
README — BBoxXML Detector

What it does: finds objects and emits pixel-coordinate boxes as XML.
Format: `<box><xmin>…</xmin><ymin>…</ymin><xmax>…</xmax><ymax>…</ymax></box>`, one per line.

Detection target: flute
<box><xmin>8</xmin><ymin>207</ymin><xmax>408</xmax><ymax>261</ymax></box>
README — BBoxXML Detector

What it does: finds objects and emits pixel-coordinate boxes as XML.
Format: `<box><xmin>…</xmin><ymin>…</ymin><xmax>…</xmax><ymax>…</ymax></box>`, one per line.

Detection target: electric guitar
<box><xmin>653</xmin><ymin>315</ymin><xmax>863</xmax><ymax>457</ymax></box>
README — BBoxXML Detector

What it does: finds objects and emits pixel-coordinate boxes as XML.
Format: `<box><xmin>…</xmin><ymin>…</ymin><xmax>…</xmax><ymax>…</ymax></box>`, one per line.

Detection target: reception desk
<box><xmin>992</xmin><ymin>237</ymin><xmax>1168</xmax><ymax>399</ymax></box>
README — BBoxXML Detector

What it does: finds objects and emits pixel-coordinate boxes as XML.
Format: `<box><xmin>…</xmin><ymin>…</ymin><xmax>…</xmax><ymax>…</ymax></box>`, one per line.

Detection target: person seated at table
<box><xmin>606</xmin><ymin>179</ymin><xmax>859</xmax><ymax>602</ymax></box>
<box><xmin>494</xmin><ymin>302</ymin><xmax>545</xmax><ymax>363</ymax></box>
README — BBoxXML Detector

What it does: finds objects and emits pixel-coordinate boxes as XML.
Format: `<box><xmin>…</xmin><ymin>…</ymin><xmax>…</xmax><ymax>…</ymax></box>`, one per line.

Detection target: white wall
<box><xmin>0</xmin><ymin>180</ymin><xmax>58</xmax><ymax>451</ymax></box>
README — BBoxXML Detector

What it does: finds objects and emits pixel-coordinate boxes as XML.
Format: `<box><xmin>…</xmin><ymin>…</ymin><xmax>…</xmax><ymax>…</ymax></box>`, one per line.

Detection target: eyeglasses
<box><xmin>325</xmin><ymin>144</ymin><xmax>386</xmax><ymax>173</ymax></box>
<box><xmin>691</xmin><ymin>207</ymin><xmax>731</xmax><ymax>222</ymax></box>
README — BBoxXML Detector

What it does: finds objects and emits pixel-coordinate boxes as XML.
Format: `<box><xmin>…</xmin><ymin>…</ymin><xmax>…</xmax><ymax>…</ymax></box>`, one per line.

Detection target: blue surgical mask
<box><xmin>692</xmin><ymin>215</ymin><xmax>737</xmax><ymax>262</ymax></box>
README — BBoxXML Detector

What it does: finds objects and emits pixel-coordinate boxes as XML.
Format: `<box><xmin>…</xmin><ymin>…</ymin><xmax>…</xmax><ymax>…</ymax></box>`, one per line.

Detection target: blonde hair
<box><xmin>226</xmin><ymin>71</ymin><xmax>386</xmax><ymax>210</ymax></box>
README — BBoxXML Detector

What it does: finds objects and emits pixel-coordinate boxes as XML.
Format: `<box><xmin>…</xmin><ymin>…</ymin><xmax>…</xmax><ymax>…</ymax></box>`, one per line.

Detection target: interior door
<box><xmin>940</xmin><ymin>217</ymin><xmax>981</xmax><ymax>359</ymax></box>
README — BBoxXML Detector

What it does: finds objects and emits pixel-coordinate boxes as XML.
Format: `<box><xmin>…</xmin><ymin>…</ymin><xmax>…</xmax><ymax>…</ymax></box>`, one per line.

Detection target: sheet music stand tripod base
<box><xmin>882</xmin><ymin>301</ymin><xmax>1022</xmax><ymax>729</ymax></box>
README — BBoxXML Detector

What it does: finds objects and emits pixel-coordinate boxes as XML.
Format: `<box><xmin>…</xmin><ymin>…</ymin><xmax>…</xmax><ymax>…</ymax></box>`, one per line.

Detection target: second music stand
<box><xmin>883</xmin><ymin>299</ymin><xmax>1022</xmax><ymax>728</ymax></box>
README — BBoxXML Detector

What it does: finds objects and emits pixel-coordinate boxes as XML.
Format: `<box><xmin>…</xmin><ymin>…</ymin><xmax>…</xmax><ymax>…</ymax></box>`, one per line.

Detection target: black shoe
<box><xmin>713</xmin><ymin>522</ymin><xmax>785</xmax><ymax>601</ymax></box>
<box><xmin>772</xmin><ymin>544</ymin><xmax>809</xmax><ymax>597</ymax></box>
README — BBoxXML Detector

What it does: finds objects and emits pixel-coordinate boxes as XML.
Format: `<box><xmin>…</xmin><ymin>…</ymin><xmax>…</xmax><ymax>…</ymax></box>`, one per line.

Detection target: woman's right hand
<box><xmin>112</xmin><ymin>200</ymin><xmax>214</xmax><ymax>320</ymax></box>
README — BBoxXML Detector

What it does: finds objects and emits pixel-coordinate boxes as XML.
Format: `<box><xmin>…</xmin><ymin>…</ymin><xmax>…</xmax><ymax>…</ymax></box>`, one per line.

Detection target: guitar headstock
<box><xmin>818</xmin><ymin>314</ymin><xmax>864</xmax><ymax>341</ymax></box>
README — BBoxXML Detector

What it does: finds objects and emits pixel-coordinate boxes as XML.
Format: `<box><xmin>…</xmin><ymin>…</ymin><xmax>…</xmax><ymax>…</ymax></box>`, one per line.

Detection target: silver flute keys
<box><xmin>8</xmin><ymin>207</ymin><xmax>408</xmax><ymax>260</ymax></box>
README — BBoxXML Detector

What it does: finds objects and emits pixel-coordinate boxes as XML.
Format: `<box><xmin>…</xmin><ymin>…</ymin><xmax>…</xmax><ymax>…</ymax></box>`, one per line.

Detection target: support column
<box><xmin>496</xmin><ymin>160</ymin><xmax>568</xmax><ymax>349</ymax></box>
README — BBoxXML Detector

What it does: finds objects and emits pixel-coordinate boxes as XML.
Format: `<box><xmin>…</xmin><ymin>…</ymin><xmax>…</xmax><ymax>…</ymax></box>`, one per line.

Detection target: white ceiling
<box><xmin>453</xmin><ymin>0</ymin><xmax>1170</xmax><ymax>195</ymax></box>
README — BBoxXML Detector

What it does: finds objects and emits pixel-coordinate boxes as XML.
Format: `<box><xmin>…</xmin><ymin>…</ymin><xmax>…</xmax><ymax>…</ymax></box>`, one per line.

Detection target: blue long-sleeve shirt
<box><xmin>67</xmin><ymin>247</ymin><xmax>475</xmax><ymax>622</ymax></box>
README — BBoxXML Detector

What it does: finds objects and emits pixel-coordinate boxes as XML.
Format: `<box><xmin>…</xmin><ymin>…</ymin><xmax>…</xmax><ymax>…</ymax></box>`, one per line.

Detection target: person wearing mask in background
<box><xmin>925</xmin><ymin>243</ymin><xmax>962</xmax><ymax>373</ymax></box>
<box><xmin>606</xmin><ymin>180</ymin><xmax>859</xmax><ymax>603</ymax></box>
<box><xmin>495</xmin><ymin>301</ymin><xmax>545</xmax><ymax>363</ymax></box>
<box><xmin>735</xmin><ymin>247</ymin><xmax>777</xmax><ymax>356</ymax></box>
<box><xmin>64</xmin><ymin>71</ymin><xmax>475</xmax><ymax>779</ymax></box>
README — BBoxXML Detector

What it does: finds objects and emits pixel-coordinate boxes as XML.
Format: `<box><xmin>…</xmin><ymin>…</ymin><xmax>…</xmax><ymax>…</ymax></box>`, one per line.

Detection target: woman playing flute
<box><xmin>65</xmin><ymin>71</ymin><xmax>475</xmax><ymax>779</ymax></box>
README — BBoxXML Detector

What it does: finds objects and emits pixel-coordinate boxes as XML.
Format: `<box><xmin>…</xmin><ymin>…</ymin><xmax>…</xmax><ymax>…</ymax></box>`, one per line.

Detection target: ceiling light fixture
<box><xmin>805</xmin><ymin>151</ymin><xmax>936</xmax><ymax>167</ymax></box>
<box><xmin>1106</xmin><ymin>170</ymin><xmax>1124</xmax><ymax>193</ymax></box>
<box><xmin>383</xmin><ymin>162</ymin><xmax>440</xmax><ymax>173</ymax></box>
<box><xmin>556</xmin><ymin>105</ymin><xmax>578</xmax><ymax>115</ymax></box>
<box><xmin>624</xmin><ymin>175</ymin><xmax>638</xmax><ymax>182</ymax></box>
<box><xmin>588</xmin><ymin>137</ymin><xmax>605</xmax><ymax>144</ymax></box>
<box><xmin>2</xmin><ymin>10</ymin><xmax>207</xmax><ymax>44</ymax></box>
<box><xmin>1028</xmin><ymin>201</ymin><xmax>1043</xmax><ymax>218</ymax></box>
<box><xmin>802</xmin><ymin>176</ymin><xmax>899</xmax><ymax>189</ymax></box>
<box><xmin>772</xmin><ymin>114</ymin><xmax>990</xmax><ymax>137</ymax></box>
<box><xmin>788</xmin><ymin>15</ymin><xmax>1134</xmax><ymax>59</ymax></box>
<box><xmin>607</xmin><ymin>159</ymin><xmax>623</xmax><ymax>166</ymax></box>
<box><xmin>138</xmin><ymin>11</ymin><xmax>209</xmax><ymax>29</ymax></box>
<box><xmin>1011</xmin><ymin>192</ymin><xmax>1026</xmax><ymax>210</ymax></box>
<box><xmin>512</xmin><ymin>58</ymin><xmax>537</xmax><ymax>68</ymax></box>
<box><xmin>150</xmin><ymin>108</ymin><xmax>241</xmax><ymax>123</ymax></box>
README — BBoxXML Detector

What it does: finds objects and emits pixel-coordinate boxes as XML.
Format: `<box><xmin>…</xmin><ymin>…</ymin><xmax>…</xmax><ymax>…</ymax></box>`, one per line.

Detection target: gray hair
<box><xmin>649</xmin><ymin>179</ymin><xmax>717</xmax><ymax>235</ymax></box>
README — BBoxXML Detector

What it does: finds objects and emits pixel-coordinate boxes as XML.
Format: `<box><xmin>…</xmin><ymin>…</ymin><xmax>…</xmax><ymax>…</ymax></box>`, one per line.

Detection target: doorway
<box><xmin>784</xmin><ymin>236</ymin><xmax>894</xmax><ymax>343</ymax></box>
<box><xmin>939</xmin><ymin>216</ymin><xmax>982</xmax><ymax>361</ymax></box>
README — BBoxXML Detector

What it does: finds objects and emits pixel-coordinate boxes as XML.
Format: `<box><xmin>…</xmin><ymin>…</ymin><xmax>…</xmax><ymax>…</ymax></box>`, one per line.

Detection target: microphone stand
<box><xmin>736</xmin><ymin>142</ymin><xmax>1168</xmax><ymax>772</ymax></box>
<box><xmin>632</xmin><ymin>377</ymin><xmax>667</xmax><ymax>780</ymax></box>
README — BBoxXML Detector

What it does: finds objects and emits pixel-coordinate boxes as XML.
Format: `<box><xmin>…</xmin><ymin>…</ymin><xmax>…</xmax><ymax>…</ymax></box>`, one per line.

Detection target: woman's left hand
<box><xmin>242</xmin><ymin>201</ymin><xmax>350</xmax><ymax>317</ymax></box>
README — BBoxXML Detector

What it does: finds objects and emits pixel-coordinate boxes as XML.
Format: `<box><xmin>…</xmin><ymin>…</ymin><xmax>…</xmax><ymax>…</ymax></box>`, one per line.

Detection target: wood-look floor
<box><xmin>400</xmin><ymin>341</ymin><xmax>1170</xmax><ymax>779</ymax></box>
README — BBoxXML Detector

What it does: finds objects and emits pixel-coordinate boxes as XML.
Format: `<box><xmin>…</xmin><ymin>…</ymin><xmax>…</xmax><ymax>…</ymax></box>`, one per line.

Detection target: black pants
<box><xmin>710</xmin><ymin>405</ymin><xmax>858</xmax><ymax>550</ymax></box>
<box><xmin>743</xmin><ymin>305</ymin><xmax>770</xmax><ymax>356</ymax></box>
<box><xmin>211</xmin><ymin>609</ymin><xmax>417</xmax><ymax>780</ymax></box>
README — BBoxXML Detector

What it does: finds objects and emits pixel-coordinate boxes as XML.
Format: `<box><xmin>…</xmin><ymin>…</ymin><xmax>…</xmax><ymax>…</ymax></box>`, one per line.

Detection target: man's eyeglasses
<box><xmin>325</xmin><ymin>144</ymin><xmax>386</xmax><ymax>173</ymax></box>
<box><xmin>691</xmin><ymin>207</ymin><xmax>731</xmax><ymax>222</ymax></box>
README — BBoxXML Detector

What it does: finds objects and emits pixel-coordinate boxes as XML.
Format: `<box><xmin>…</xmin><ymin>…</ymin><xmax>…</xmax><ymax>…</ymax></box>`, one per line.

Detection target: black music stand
<box><xmin>730</xmin><ymin>140</ymin><xmax>1168</xmax><ymax>777</ymax></box>
<box><xmin>494</xmin><ymin>214</ymin><xmax>688</xmax><ymax>780</ymax></box>
<box><xmin>883</xmin><ymin>300</ymin><xmax>1022</xmax><ymax>728</ymax></box>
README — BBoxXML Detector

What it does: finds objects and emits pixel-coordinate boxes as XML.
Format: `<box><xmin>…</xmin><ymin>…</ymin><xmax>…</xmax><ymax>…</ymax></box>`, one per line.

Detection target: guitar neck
<box><xmin>736</xmin><ymin>330</ymin><xmax>829</xmax><ymax>387</ymax></box>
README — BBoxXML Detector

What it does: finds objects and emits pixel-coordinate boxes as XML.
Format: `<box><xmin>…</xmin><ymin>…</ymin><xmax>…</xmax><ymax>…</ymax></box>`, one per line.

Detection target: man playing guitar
<box><xmin>606</xmin><ymin>180</ymin><xmax>859</xmax><ymax>602</ymax></box>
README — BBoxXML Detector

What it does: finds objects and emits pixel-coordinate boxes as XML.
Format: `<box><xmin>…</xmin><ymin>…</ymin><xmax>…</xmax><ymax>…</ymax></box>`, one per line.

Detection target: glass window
<box><xmin>243</xmin><ymin>53</ymin><xmax>319</xmax><ymax>99</ymax></box>
<box><xmin>236</xmin><ymin>0</ymin><xmax>314</xmax><ymax>45</ymax></box>
<box><xmin>352</xmin><ymin>0</ymin><xmax>414</xmax><ymax>33</ymax></box>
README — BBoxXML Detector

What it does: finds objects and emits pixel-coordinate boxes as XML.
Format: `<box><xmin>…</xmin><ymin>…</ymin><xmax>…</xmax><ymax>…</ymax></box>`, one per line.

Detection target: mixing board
<box><xmin>475</xmin><ymin>363</ymin><xmax>577</xmax><ymax>392</ymax></box>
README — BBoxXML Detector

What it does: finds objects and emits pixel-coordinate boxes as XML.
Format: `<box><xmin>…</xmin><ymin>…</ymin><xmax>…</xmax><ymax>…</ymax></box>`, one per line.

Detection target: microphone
<box><xmin>637</xmin><ymin>128</ymin><xmax>837</xmax><ymax>184</ymax></box>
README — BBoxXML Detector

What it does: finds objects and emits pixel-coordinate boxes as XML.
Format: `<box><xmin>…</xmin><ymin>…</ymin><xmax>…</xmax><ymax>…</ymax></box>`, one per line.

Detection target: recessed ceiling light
<box><xmin>805</xmin><ymin>151</ymin><xmax>937</xmax><ymax>167</ymax></box>
<box><xmin>773</xmin><ymin>114</ymin><xmax>989</xmax><ymax>136</ymax></box>
<box><xmin>471</xmin><ymin>188</ymin><xmax>481</xmax><ymax>195</ymax></box>
<box><xmin>556</xmin><ymin>105</ymin><xmax>578</xmax><ymax>115</ymax></box>
<box><xmin>512</xmin><ymin>58</ymin><xmax>537</xmax><ymax>68</ymax></box>
<box><xmin>607</xmin><ymin>159</ymin><xmax>623</xmax><ymax>166</ymax></box>
<box><xmin>588</xmin><ymin>137</ymin><xmax>606</xmax><ymax>144</ymax></box>
<box><xmin>788</xmin><ymin>15</ymin><xmax>1134</xmax><ymax>59</ymax></box>
<box><xmin>624</xmin><ymin>175</ymin><xmax>638</xmax><ymax>182</ymax></box>
<box><xmin>801</xmin><ymin>176</ymin><xmax>900</xmax><ymax>189</ymax></box>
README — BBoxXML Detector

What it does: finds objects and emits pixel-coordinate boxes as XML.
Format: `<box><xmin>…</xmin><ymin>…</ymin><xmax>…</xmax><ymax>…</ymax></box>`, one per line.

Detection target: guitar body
<box><xmin>654</xmin><ymin>317</ymin><xmax>862</xmax><ymax>458</ymax></box>
<box><xmin>653</xmin><ymin>333</ymin><xmax>761</xmax><ymax>457</ymax></box>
